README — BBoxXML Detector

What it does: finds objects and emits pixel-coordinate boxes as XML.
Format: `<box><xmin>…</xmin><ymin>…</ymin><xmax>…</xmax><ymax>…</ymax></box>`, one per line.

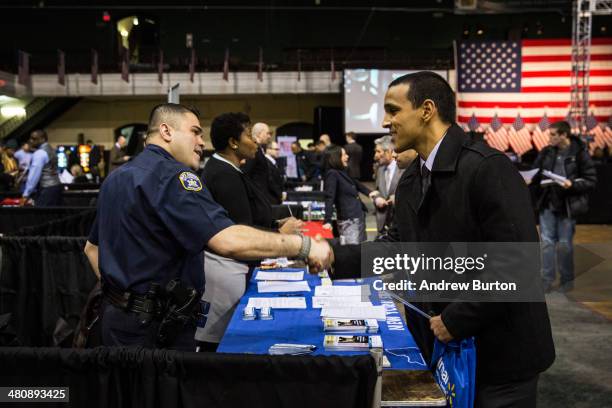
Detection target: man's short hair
<box><xmin>374</xmin><ymin>135</ymin><xmax>394</xmax><ymax>151</ymax></box>
<box><xmin>31</xmin><ymin>129</ymin><xmax>48</xmax><ymax>140</ymax></box>
<box><xmin>252</xmin><ymin>122</ymin><xmax>269</xmax><ymax>138</ymax></box>
<box><xmin>550</xmin><ymin>121</ymin><xmax>571</xmax><ymax>137</ymax></box>
<box><xmin>147</xmin><ymin>103</ymin><xmax>200</xmax><ymax>135</ymax></box>
<box><xmin>388</xmin><ymin>71</ymin><xmax>456</xmax><ymax>124</ymax></box>
<box><xmin>345</xmin><ymin>131</ymin><xmax>356</xmax><ymax>141</ymax></box>
<box><xmin>210</xmin><ymin>112</ymin><xmax>251</xmax><ymax>151</ymax></box>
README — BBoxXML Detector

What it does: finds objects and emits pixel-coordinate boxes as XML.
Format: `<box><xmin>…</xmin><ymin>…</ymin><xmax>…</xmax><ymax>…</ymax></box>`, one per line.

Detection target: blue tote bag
<box><xmin>430</xmin><ymin>337</ymin><xmax>476</xmax><ymax>408</ymax></box>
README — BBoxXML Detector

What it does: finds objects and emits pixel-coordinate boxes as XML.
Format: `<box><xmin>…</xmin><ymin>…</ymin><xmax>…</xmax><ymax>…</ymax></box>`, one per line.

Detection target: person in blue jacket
<box><xmin>84</xmin><ymin>103</ymin><xmax>331</xmax><ymax>350</ymax></box>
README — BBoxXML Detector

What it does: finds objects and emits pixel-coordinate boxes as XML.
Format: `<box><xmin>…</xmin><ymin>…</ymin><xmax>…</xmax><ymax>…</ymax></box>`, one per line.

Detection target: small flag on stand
<box><xmin>223</xmin><ymin>48</ymin><xmax>230</xmax><ymax>81</ymax></box>
<box><xmin>189</xmin><ymin>48</ymin><xmax>196</xmax><ymax>83</ymax></box>
<box><xmin>91</xmin><ymin>49</ymin><xmax>98</xmax><ymax>85</ymax></box>
<box><xmin>507</xmin><ymin>115</ymin><xmax>533</xmax><ymax>156</ymax></box>
<box><xmin>485</xmin><ymin>114</ymin><xmax>510</xmax><ymax>152</ymax></box>
<box><xmin>532</xmin><ymin>114</ymin><xmax>551</xmax><ymax>151</ymax></box>
<box><xmin>257</xmin><ymin>47</ymin><xmax>263</xmax><ymax>82</ymax></box>
<box><xmin>57</xmin><ymin>50</ymin><xmax>66</xmax><ymax>86</ymax></box>
<box><xmin>157</xmin><ymin>50</ymin><xmax>164</xmax><ymax>84</ymax></box>
<box><xmin>17</xmin><ymin>50</ymin><xmax>30</xmax><ymax>86</ymax></box>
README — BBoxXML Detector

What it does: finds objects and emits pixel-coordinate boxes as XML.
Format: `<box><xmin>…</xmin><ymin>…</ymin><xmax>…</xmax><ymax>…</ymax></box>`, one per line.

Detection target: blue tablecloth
<box><xmin>218</xmin><ymin>268</ymin><xmax>428</xmax><ymax>370</ymax></box>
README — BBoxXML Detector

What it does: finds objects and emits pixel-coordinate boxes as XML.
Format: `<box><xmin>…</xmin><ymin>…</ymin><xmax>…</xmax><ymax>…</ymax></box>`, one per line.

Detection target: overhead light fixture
<box><xmin>133</xmin><ymin>17</ymin><xmax>139</xmax><ymax>26</ymax></box>
<box><xmin>1</xmin><ymin>106</ymin><xmax>26</xmax><ymax>117</ymax></box>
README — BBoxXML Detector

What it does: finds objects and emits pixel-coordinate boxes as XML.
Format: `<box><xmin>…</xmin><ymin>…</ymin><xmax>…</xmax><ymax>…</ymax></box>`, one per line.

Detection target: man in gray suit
<box><xmin>371</xmin><ymin>135</ymin><xmax>404</xmax><ymax>234</ymax></box>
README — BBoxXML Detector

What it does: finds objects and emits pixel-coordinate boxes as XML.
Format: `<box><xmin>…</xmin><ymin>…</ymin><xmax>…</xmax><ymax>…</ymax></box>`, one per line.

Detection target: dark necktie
<box><xmin>421</xmin><ymin>164</ymin><xmax>431</xmax><ymax>198</ymax></box>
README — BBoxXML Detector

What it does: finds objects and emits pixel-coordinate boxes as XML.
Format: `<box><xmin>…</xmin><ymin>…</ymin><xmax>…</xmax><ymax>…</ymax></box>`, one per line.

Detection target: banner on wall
<box><xmin>277</xmin><ymin>136</ymin><xmax>297</xmax><ymax>179</ymax></box>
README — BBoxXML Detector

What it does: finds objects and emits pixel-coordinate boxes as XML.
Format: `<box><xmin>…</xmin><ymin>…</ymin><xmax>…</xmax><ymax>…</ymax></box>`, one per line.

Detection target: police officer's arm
<box><xmin>84</xmin><ymin>241</ymin><xmax>100</xmax><ymax>280</ymax></box>
<box><xmin>84</xmin><ymin>215</ymin><xmax>101</xmax><ymax>280</ymax></box>
<box><xmin>158</xmin><ymin>171</ymin><xmax>332</xmax><ymax>269</ymax></box>
<box><xmin>209</xmin><ymin>225</ymin><xmax>296</xmax><ymax>259</ymax></box>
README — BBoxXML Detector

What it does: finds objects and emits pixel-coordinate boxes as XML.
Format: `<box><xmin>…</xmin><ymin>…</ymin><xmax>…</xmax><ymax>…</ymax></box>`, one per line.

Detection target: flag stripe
<box><xmin>522</xmin><ymin>54</ymin><xmax>612</xmax><ymax>62</ymax></box>
<box><xmin>522</xmin><ymin>70</ymin><xmax>612</xmax><ymax>77</ymax></box>
<box><xmin>459</xmin><ymin>100</ymin><xmax>612</xmax><ymax>108</ymax></box>
<box><xmin>522</xmin><ymin>44</ymin><xmax>612</xmax><ymax>56</ymax></box>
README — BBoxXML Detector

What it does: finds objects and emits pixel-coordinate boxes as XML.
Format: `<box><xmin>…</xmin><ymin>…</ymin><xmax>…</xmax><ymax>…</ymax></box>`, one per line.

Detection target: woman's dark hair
<box><xmin>324</xmin><ymin>145</ymin><xmax>345</xmax><ymax>172</ymax></box>
<box><xmin>210</xmin><ymin>112</ymin><xmax>251</xmax><ymax>151</ymax></box>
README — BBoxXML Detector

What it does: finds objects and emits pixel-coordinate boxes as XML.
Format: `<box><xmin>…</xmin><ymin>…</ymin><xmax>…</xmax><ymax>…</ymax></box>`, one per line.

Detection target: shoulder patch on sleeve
<box><xmin>178</xmin><ymin>171</ymin><xmax>203</xmax><ymax>191</ymax></box>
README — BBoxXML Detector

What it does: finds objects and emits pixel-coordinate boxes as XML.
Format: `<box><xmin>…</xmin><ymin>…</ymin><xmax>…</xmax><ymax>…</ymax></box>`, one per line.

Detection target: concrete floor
<box><xmin>360</xmin><ymin>191</ymin><xmax>612</xmax><ymax>406</ymax></box>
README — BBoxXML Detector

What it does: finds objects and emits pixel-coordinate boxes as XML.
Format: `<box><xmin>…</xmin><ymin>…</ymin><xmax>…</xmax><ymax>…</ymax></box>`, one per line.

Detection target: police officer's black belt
<box><xmin>102</xmin><ymin>282</ymin><xmax>161</xmax><ymax>315</ymax></box>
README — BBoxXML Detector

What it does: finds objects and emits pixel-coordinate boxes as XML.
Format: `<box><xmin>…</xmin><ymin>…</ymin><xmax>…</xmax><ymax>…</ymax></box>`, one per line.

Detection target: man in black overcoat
<box><xmin>331</xmin><ymin>72</ymin><xmax>555</xmax><ymax>407</ymax></box>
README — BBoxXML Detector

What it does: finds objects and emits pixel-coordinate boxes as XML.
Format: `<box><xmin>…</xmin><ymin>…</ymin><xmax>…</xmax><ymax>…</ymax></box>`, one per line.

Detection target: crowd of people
<box><xmin>1</xmin><ymin>69</ymin><xmax>603</xmax><ymax>406</ymax></box>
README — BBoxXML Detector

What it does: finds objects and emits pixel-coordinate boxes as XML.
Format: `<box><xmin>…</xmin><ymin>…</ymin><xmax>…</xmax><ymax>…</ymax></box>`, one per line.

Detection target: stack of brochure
<box><xmin>323</xmin><ymin>318</ymin><xmax>379</xmax><ymax>333</ymax></box>
<box><xmin>268</xmin><ymin>343</ymin><xmax>316</xmax><ymax>355</ymax></box>
<box><xmin>323</xmin><ymin>335</ymin><xmax>383</xmax><ymax>351</ymax></box>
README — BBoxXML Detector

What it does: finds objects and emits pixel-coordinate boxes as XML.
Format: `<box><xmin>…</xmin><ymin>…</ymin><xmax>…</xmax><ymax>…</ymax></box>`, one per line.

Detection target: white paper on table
<box><xmin>312</xmin><ymin>296</ymin><xmax>371</xmax><ymax>308</ymax></box>
<box><xmin>320</xmin><ymin>305</ymin><xmax>387</xmax><ymax>320</ymax></box>
<box><xmin>255</xmin><ymin>271</ymin><xmax>304</xmax><ymax>281</ymax></box>
<box><xmin>257</xmin><ymin>281</ymin><xmax>311</xmax><ymax>293</ymax></box>
<box><xmin>519</xmin><ymin>169</ymin><xmax>539</xmax><ymax>183</ymax></box>
<box><xmin>314</xmin><ymin>285</ymin><xmax>368</xmax><ymax>297</ymax></box>
<box><xmin>246</xmin><ymin>297</ymin><xmax>307</xmax><ymax>309</ymax></box>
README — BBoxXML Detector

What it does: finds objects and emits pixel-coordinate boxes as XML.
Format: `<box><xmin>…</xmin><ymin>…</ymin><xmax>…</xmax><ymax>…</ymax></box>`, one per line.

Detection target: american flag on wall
<box><xmin>456</xmin><ymin>38</ymin><xmax>612</xmax><ymax>128</ymax></box>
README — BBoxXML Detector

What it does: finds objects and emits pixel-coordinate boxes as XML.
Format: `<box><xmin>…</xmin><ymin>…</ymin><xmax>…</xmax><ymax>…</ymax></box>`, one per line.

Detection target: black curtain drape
<box><xmin>0</xmin><ymin>207</ymin><xmax>95</xmax><ymax>235</ymax></box>
<box><xmin>0</xmin><ymin>236</ymin><xmax>97</xmax><ymax>347</ymax></box>
<box><xmin>15</xmin><ymin>209</ymin><xmax>96</xmax><ymax>237</ymax></box>
<box><xmin>0</xmin><ymin>347</ymin><xmax>377</xmax><ymax>408</ymax></box>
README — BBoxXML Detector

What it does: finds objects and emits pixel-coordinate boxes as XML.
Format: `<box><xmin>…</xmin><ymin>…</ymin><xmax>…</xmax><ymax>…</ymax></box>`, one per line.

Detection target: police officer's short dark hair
<box><xmin>388</xmin><ymin>71</ymin><xmax>456</xmax><ymax>125</ymax></box>
<box><xmin>147</xmin><ymin>103</ymin><xmax>200</xmax><ymax>134</ymax></box>
<box><xmin>210</xmin><ymin>112</ymin><xmax>251</xmax><ymax>151</ymax></box>
<box><xmin>550</xmin><ymin>121</ymin><xmax>571</xmax><ymax>137</ymax></box>
<box><xmin>325</xmin><ymin>145</ymin><xmax>345</xmax><ymax>171</ymax></box>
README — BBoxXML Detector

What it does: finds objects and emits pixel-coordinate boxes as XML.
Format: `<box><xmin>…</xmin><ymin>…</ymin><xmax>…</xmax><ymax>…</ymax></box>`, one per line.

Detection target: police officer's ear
<box><xmin>229</xmin><ymin>137</ymin><xmax>239</xmax><ymax>150</ymax></box>
<box><xmin>420</xmin><ymin>99</ymin><xmax>436</xmax><ymax>124</ymax></box>
<box><xmin>159</xmin><ymin>123</ymin><xmax>173</xmax><ymax>142</ymax></box>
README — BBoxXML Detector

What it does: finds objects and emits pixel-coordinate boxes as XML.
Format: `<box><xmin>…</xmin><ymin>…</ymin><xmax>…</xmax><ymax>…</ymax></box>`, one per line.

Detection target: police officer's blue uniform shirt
<box><xmin>89</xmin><ymin>144</ymin><xmax>234</xmax><ymax>294</ymax></box>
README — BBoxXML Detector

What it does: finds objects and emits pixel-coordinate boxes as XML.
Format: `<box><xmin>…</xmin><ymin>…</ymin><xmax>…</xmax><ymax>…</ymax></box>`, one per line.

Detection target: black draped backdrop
<box><xmin>0</xmin><ymin>347</ymin><xmax>376</xmax><ymax>408</ymax></box>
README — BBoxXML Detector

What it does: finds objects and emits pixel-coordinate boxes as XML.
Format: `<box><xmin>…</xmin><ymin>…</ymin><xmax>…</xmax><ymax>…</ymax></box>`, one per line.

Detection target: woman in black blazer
<box><xmin>322</xmin><ymin>145</ymin><xmax>372</xmax><ymax>244</ymax></box>
<box><xmin>196</xmin><ymin>113</ymin><xmax>302</xmax><ymax>351</ymax></box>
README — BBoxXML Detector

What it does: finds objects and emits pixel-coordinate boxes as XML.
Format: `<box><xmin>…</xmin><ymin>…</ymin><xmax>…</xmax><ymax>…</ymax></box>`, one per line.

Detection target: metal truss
<box><xmin>570</xmin><ymin>0</ymin><xmax>612</xmax><ymax>132</ymax></box>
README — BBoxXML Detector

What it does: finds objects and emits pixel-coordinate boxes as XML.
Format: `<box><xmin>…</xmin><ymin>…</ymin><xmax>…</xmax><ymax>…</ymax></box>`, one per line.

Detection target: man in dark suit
<box><xmin>332</xmin><ymin>71</ymin><xmax>554</xmax><ymax>407</ymax></box>
<box><xmin>264</xmin><ymin>141</ymin><xmax>285</xmax><ymax>205</ymax></box>
<box><xmin>344</xmin><ymin>132</ymin><xmax>363</xmax><ymax>179</ymax></box>
<box><xmin>243</xmin><ymin>122</ymin><xmax>273</xmax><ymax>201</ymax></box>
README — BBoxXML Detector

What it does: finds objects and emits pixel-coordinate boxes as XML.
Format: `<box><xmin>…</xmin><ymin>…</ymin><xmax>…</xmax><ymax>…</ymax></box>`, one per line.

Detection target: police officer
<box><xmin>84</xmin><ymin>103</ymin><xmax>331</xmax><ymax>350</ymax></box>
